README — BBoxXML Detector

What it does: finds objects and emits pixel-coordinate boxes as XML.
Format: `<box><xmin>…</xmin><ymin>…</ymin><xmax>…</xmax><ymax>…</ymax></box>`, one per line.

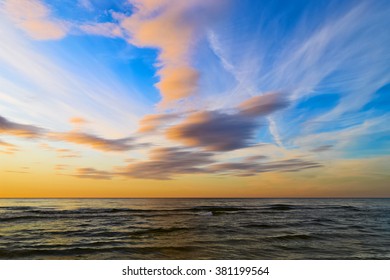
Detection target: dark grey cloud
<box><xmin>166</xmin><ymin>111</ymin><xmax>260</xmax><ymax>151</ymax></box>
<box><xmin>163</xmin><ymin>93</ymin><xmax>289</xmax><ymax>152</ymax></box>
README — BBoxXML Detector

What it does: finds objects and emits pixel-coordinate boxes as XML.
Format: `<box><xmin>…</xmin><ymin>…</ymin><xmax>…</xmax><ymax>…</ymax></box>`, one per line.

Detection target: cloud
<box><xmin>257</xmin><ymin>158</ymin><xmax>322</xmax><ymax>173</ymax></box>
<box><xmin>0</xmin><ymin>139</ymin><xmax>15</xmax><ymax>147</ymax></box>
<box><xmin>69</xmin><ymin>141</ymin><xmax>321</xmax><ymax>181</ymax></box>
<box><xmin>158</xmin><ymin>92</ymin><xmax>291</xmax><ymax>151</ymax></box>
<box><xmin>310</xmin><ymin>145</ymin><xmax>334</xmax><ymax>153</ymax></box>
<box><xmin>208</xmin><ymin>158</ymin><xmax>322</xmax><ymax>176</ymax></box>
<box><xmin>0</xmin><ymin>139</ymin><xmax>18</xmax><ymax>154</ymax></box>
<box><xmin>74</xmin><ymin>167</ymin><xmax>113</xmax><ymax>180</ymax></box>
<box><xmin>0</xmin><ymin>14</ymin><xmax>146</xmax><ymax>138</ymax></box>
<box><xmin>117</xmin><ymin>146</ymin><xmax>215</xmax><ymax>179</ymax></box>
<box><xmin>121</xmin><ymin>0</ymin><xmax>224</xmax><ymax>103</ymax></box>
<box><xmin>78</xmin><ymin>0</ymin><xmax>93</xmax><ymax>11</ymax></box>
<box><xmin>54</xmin><ymin>164</ymin><xmax>68</xmax><ymax>171</ymax></box>
<box><xmin>0</xmin><ymin>115</ymin><xmax>43</xmax><ymax>138</ymax></box>
<box><xmin>49</xmin><ymin>131</ymin><xmax>136</xmax><ymax>152</ymax></box>
<box><xmin>3</xmin><ymin>0</ymin><xmax>68</xmax><ymax>40</ymax></box>
<box><xmin>245</xmin><ymin>155</ymin><xmax>268</xmax><ymax>162</ymax></box>
<box><xmin>69</xmin><ymin>117</ymin><xmax>88</xmax><ymax>125</ymax></box>
<box><xmin>137</xmin><ymin>113</ymin><xmax>179</xmax><ymax>133</ymax></box>
<box><xmin>80</xmin><ymin>22</ymin><xmax>124</xmax><ymax>38</ymax></box>
<box><xmin>0</xmin><ymin>115</ymin><xmax>142</xmax><ymax>154</ymax></box>
<box><xmin>208</xmin><ymin>162</ymin><xmax>259</xmax><ymax>175</ymax></box>
<box><xmin>238</xmin><ymin>92</ymin><xmax>289</xmax><ymax>117</ymax></box>
<box><xmin>56</xmin><ymin>148</ymin><xmax>81</xmax><ymax>158</ymax></box>
<box><xmin>166</xmin><ymin>111</ymin><xmax>259</xmax><ymax>151</ymax></box>
<box><xmin>113</xmin><ymin>146</ymin><xmax>320</xmax><ymax>180</ymax></box>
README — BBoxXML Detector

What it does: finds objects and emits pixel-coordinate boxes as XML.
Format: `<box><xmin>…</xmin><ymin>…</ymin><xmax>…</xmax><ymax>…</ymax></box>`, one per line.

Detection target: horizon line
<box><xmin>1</xmin><ymin>197</ymin><xmax>389</xmax><ymax>199</ymax></box>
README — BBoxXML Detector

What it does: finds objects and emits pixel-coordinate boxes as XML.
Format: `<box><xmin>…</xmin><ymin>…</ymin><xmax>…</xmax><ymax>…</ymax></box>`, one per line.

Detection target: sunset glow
<box><xmin>1</xmin><ymin>0</ymin><xmax>389</xmax><ymax>197</ymax></box>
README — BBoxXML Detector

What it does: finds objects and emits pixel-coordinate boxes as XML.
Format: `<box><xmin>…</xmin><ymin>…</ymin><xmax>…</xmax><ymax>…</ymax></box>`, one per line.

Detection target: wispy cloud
<box><xmin>69</xmin><ymin>117</ymin><xmax>88</xmax><ymax>125</ymax></box>
<box><xmin>49</xmin><ymin>131</ymin><xmax>137</xmax><ymax>152</ymax></box>
<box><xmin>0</xmin><ymin>13</ymin><xmax>147</xmax><ymax>137</ymax></box>
<box><xmin>56</xmin><ymin>148</ymin><xmax>81</xmax><ymax>158</ymax></box>
<box><xmin>0</xmin><ymin>114</ymin><xmax>141</xmax><ymax>154</ymax></box>
<box><xmin>116</xmin><ymin>146</ymin><xmax>215</xmax><ymax>179</ymax></box>
<box><xmin>208</xmin><ymin>158</ymin><xmax>321</xmax><ymax>177</ymax></box>
<box><xmin>310</xmin><ymin>145</ymin><xmax>334</xmax><ymax>153</ymax></box>
<box><xmin>137</xmin><ymin>113</ymin><xmax>179</xmax><ymax>133</ymax></box>
<box><xmin>76</xmin><ymin>148</ymin><xmax>321</xmax><ymax>180</ymax></box>
<box><xmin>74</xmin><ymin>167</ymin><xmax>113</xmax><ymax>180</ymax></box>
<box><xmin>3</xmin><ymin>0</ymin><xmax>68</xmax><ymax>40</ymax></box>
<box><xmin>238</xmin><ymin>92</ymin><xmax>289</xmax><ymax>117</ymax></box>
<box><xmin>0</xmin><ymin>115</ymin><xmax>43</xmax><ymax>138</ymax></box>
<box><xmin>0</xmin><ymin>139</ymin><xmax>18</xmax><ymax>154</ymax></box>
<box><xmin>80</xmin><ymin>22</ymin><xmax>124</xmax><ymax>38</ymax></box>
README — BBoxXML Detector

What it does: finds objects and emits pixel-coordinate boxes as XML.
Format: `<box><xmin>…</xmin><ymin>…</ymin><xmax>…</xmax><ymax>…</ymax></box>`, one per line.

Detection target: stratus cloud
<box><xmin>121</xmin><ymin>0</ymin><xmax>223</xmax><ymax>103</ymax></box>
<box><xmin>49</xmin><ymin>131</ymin><xmax>136</xmax><ymax>152</ymax></box>
<box><xmin>3</xmin><ymin>0</ymin><xmax>68</xmax><ymax>40</ymax></box>
<box><xmin>117</xmin><ymin>147</ymin><xmax>215</xmax><ymax>180</ymax></box>
<box><xmin>0</xmin><ymin>115</ymin><xmax>43</xmax><ymax>138</ymax></box>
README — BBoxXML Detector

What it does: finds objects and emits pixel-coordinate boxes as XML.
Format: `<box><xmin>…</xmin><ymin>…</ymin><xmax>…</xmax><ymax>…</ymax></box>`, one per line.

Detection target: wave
<box><xmin>265</xmin><ymin>204</ymin><xmax>296</xmax><ymax>211</ymax></box>
<box><xmin>267</xmin><ymin>233</ymin><xmax>314</xmax><ymax>241</ymax></box>
<box><xmin>242</xmin><ymin>223</ymin><xmax>284</xmax><ymax>229</ymax></box>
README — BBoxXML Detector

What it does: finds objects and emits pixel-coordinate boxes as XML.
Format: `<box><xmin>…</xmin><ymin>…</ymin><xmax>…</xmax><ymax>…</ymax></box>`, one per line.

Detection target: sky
<box><xmin>0</xmin><ymin>0</ymin><xmax>389</xmax><ymax>198</ymax></box>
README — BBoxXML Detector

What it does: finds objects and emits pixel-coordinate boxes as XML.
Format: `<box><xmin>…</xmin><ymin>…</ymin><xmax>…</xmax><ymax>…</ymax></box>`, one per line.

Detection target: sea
<box><xmin>0</xmin><ymin>198</ymin><xmax>389</xmax><ymax>259</ymax></box>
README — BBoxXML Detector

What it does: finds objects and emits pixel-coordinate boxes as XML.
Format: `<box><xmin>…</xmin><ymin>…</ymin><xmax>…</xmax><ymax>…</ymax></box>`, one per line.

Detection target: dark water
<box><xmin>0</xmin><ymin>198</ymin><xmax>389</xmax><ymax>259</ymax></box>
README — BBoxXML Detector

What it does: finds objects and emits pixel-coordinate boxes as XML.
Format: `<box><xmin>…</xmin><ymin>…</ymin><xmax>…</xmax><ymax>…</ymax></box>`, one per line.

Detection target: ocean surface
<box><xmin>0</xmin><ymin>198</ymin><xmax>389</xmax><ymax>259</ymax></box>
